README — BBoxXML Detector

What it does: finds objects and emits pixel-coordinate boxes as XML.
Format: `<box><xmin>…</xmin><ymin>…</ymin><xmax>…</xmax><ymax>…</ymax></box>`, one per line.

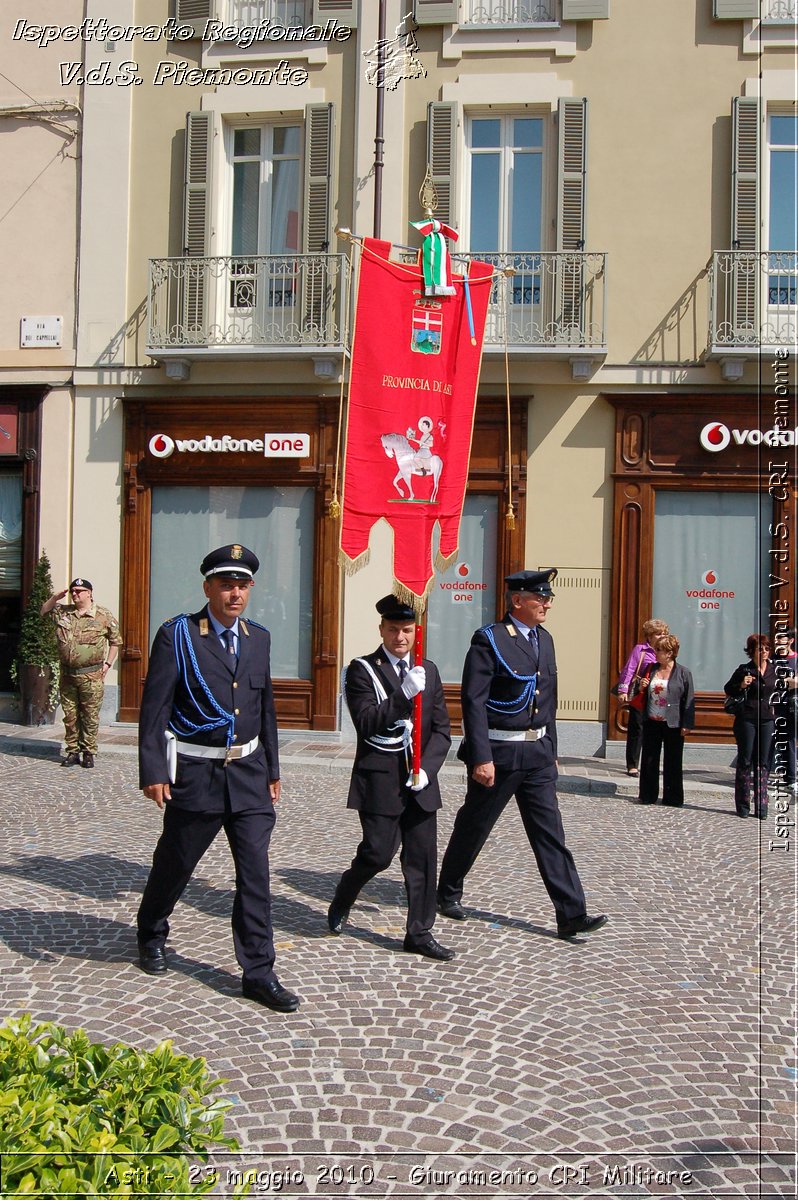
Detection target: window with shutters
<box><xmin>466</xmin><ymin>114</ymin><xmax>548</xmax><ymax>317</ymax></box>
<box><xmin>228</xmin><ymin>123</ymin><xmax>302</xmax><ymax>312</ymax></box>
<box><xmin>766</xmin><ymin>113</ymin><xmax>798</xmax><ymax>309</ymax></box>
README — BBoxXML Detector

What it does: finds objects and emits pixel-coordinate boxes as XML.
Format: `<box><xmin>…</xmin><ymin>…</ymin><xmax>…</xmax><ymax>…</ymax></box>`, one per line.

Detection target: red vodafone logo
<box><xmin>702</xmin><ymin>569</ymin><xmax>717</xmax><ymax>586</ymax></box>
<box><xmin>699</xmin><ymin>422</ymin><xmax>730</xmax><ymax>453</ymax></box>
<box><xmin>149</xmin><ymin>433</ymin><xmax>175</xmax><ymax>459</ymax></box>
<box><xmin>457</xmin><ymin>562</ymin><xmax>470</xmax><ymax>578</ymax></box>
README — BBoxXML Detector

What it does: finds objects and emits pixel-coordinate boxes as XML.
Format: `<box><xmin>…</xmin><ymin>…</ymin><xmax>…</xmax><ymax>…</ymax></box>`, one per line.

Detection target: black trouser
<box><xmin>639</xmin><ymin>720</ymin><xmax>685</xmax><ymax>806</ymax></box>
<box><xmin>333</xmin><ymin>800</ymin><xmax>437</xmax><ymax>944</ymax></box>
<box><xmin>137</xmin><ymin>802</ymin><xmax>277</xmax><ymax>983</ymax></box>
<box><xmin>437</xmin><ymin>764</ymin><xmax>587</xmax><ymax>922</ymax></box>
<box><xmin>625</xmin><ymin>703</ymin><xmax>644</xmax><ymax>770</ymax></box>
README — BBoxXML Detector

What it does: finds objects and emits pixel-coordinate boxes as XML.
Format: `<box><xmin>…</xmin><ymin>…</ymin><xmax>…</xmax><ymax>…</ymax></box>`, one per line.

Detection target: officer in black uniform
<box><xmin>437</xmin><ymin>569</ymin><xmax>607</xmax><ymax>940</ymax></box>
<box><xmin>328</xmin><ymin>595</ymin><xmax>454</xmax><ymax>960</ymax></box>
<box><xmin>136</xmin><ymin>544</ymin><xmax>299</xmax><ymax>1012</ymax></box>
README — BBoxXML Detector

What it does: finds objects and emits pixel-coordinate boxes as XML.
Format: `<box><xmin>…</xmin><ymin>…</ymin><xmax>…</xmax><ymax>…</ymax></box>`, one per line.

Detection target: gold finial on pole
<box><xmin>419</xmin><ymin>165</ymin><xmax>437</xmax><ymax>219</ymax></box>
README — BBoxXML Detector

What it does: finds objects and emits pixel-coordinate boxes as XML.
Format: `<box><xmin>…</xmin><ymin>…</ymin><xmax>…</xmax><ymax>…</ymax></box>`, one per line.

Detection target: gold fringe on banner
<box><xmin>339</xmin><ymin>548</ymin><xmax>371</xmax><ymax>575</ymax></box>
<box><xmin>435</xmin><ymin>548</ymin><xmax>458</xmax><ymax>573</ymax></box>
<box><xmin>393</xmin><ymin>578</ymin><xmax>431</xmax><ymax>620</ymax></box>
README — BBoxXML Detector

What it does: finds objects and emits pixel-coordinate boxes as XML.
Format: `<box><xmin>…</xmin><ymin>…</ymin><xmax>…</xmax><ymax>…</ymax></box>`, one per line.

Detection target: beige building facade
<box><xmin>2</xmin><ymin>0</ymin><xmax>796</xmax><ymax>749</ymax></box>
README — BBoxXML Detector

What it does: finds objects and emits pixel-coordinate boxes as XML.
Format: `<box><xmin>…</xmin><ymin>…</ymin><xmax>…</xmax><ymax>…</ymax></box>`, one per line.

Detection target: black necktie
<box><xmin>223</xmin><ymin>628</ymin><xmax>237</xmax><ymax>660</ymax></box>
<box><xmin>529</xmin><ymin>627</ymin><xmax>539</xmax><ymax>661</ymax></box>
<box><xmin>397</xmin><ymin>660</ymin><xmax>408</xmax><ymax>684</ymax></box>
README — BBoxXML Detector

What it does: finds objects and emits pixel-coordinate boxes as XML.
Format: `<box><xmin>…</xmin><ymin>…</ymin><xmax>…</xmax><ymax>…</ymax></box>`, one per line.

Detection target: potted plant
<box><xmin>11</xmin><ymin>551</ymin><xmax>60</xmax><ymax>725</ymax></box>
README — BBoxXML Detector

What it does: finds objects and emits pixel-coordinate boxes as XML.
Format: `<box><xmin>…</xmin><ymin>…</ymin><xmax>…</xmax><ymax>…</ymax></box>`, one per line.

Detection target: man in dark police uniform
<box><xmin>437</xmin><ymin>569</ymin><xmax>607</xmax><ymax>940</ymax></box>
<box><xmin>136</xmin><ymin>543</ymin><xmax>299</xmax><ymax>1012</ymax></box>
<box><xmin>328</xmin><ymin>594</ymin><xmax>454</xmax><ymax>960</ymax></box>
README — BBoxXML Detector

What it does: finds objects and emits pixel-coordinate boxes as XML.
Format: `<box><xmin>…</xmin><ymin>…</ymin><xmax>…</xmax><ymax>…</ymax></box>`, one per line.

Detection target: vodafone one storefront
<box><xmin>120</xmin><ymin>399</ymin><xmax>342</xmax><ymax>729</ymax></box>
<box><xmin>607</xmin><ymin>394</ymin><xmax>797</xmax><ymax>745</ymax></box>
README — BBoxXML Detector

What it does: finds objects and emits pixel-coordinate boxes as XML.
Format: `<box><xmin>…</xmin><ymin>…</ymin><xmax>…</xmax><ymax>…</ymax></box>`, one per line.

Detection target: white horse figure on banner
<box><xmin>380</xmin><ymin>433</ymin><xmax>443</xmax><ymax>502</ymax></box>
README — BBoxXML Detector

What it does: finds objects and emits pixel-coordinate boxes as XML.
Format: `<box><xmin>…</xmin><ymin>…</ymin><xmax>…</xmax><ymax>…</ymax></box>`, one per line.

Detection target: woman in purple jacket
<box><xmin>616</xmin><ymin>618</ymin><xmax>669</xmax><ymax>776</ymax></box>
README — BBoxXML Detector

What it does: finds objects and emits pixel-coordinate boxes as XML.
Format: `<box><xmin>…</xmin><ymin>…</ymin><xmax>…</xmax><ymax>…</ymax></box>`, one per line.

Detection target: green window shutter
<box><xmin>731</xmin><ymin>96</ymin><xmax>759</xmax><ymax>251</ymax></box>
<box><xmin>729</xmin><ymin>95</ymin><xmax>760</xmax><ymax>336</ymax></box>
<box><xmin>713</xmin><ymin>0</ymin><xmax>759</xmax><ymax>18</ymax></box>
<box><xmin>183</xmin><ymin>111</ymin><xmax>213</xmax><ymax>258</ymax></box>
<box><xmin>414</xmin><ymin>0</ymin><xmax>459</xmax><ymax>22</ymax></box>
<box><xmin>303</xmin><ymin>103</ymin><xmax>335</xmax><ymax>254</ymax></box>
<box><xmin>303</xmin><ymin>103</ymin><xmax>335</xmax><ymax>338</ymax></box>
<box><xmin>426</xmin><ymin>101</ymin><xmax>458</xmax><ymax>228</ymax></box>
<box><xmin>557</xmin><ymin>98</ymin><xmax>587</xmax><ymax>250</ymax></box>
<box><xmin>175</xmin><ymin>0</ymin><xmax>213</xmax><ymax>37</ymax></box>
<box><xmin>562</xmin><ymin>0</ymin><xmax>610</xmax><ymax>19</ymax></box>
<box><xmin>182</xmin><ymin>111</ymin><xmax>214</xmax><ymax>337</ymax></box>
<box><xmin>312</xmin><ymin>0</ymin><xmax>357</xmax><ymax>25</ymax></box>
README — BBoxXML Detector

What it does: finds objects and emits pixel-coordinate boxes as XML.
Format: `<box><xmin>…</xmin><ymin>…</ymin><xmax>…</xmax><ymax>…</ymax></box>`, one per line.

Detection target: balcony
<box><xmin>709</xmin><ymin>251</ymin><xmax>798</xmax><ymax>374</ymax></box>
<box><xmin>452</xmin><ymin>251</ymin><xmax>607</xmax><ymax>371</ymax></box>
<box><xmin>461</xmin><ymin>0</ymin><xmax>559</xmax><ymax>24</ymax></box>
<box><xmin>146</xmin><ymin>253</ymin><xmax>349</xmax><ymax>375</ymax></box>
<box><xmin>225</xmin><ymin>0</ymin><xmax>310</xmax><ymax>25</ymax></box>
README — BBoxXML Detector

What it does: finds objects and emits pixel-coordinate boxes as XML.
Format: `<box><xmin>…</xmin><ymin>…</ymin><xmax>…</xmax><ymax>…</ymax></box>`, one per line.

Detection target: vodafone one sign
<box><xmin>700</xmin><ymin>421</ymin><xmax>798</xmax><ymax>452</ymax></box>
<box><xmin>148</xmin><ymin>432</ymin><xmax>310</xmax><ymax>459</ymax></box>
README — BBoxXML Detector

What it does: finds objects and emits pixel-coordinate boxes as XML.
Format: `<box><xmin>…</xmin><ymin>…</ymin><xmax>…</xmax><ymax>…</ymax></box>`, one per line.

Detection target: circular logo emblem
<box><xmin>699</xmin><ymin>422</ymin><xmax>730</xmax><ymax>453</ymax></box>
<box><xmin>149</xmin><ymin>433</ymin><xmax>175</xmax><ymax>459</ymax></box>
<box><xmin>456</xmin><ymin>562</ymin><xmax>470</xmax><ymax>578</ymax></box>
<box><xmin>702</xmin><ymin>569</ymin><xmax>718</xmax><ymax>586</ymax></box>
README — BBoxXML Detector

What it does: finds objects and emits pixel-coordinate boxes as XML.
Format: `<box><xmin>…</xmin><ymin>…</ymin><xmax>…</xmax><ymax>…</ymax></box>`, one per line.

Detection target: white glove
<box><xmin>401</xmin><ymin>665</ymin><xmax>426</xmax><ymax>698</ymax></box>
<box><xmin>407</xmin><ymin>768</ymin><xmax>430</xmax><ymax>791</ymax></box>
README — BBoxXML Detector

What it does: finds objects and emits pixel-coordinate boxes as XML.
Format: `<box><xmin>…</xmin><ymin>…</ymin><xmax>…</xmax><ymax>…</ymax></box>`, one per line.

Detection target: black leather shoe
<box><xmin>138</xmin><ymin>945</ymin><xmax>168</xmax><ymax>975</ymax></box>
<box><xmin>557</xmin><ymin>913</ymin><xmax>609</xmax><ymax>940</ymax></box>
<box><xmin>81</xmin><ymin>751</ymin><xmax>95</xmax><ymax>769</ymax></box>
<box><xmin>62</xmin><ymin>752</ymin><xmax>81</xmax><ymax>767</ymax></box>
<box><xmin>327</xmin><ymin>900</ymin><xmax>350</xmax><ymax>935</ymax></box>
<box><xmin>437</xmin><ymin>899</ymin><xmax>468</xmax><ymax>921</ymax></box>
<box><xmin>242</xmin><ymin>978</ymin><xmax>300</xmax><ymax>1012</ymax></box>
<box><xmin>403</xmin><ymin>936</ymin><xmax>455</xmax><ymax>961</ymax></box>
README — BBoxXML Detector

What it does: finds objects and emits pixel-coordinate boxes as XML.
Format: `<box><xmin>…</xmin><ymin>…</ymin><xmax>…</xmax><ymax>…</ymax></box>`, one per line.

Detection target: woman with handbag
<box><xmin>724</xmin><ymin>633</ymin><xmax>777</xmax><ymax>820</ymax></box>
<box><xmin>636</xmin><ymin>633</ymin><xmax>695</xmax><ymax>806</ymax></box>
<box><xmin>615</xmin><ymin>618</ymin><xmax>670</xmax><ymax>776</ymax></box>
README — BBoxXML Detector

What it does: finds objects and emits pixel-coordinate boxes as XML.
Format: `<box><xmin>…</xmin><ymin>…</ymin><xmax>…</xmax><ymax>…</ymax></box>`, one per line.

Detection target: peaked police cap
<box><xmin>200</xmin><ymin>544</ymin><xmax>259</xmax><ymax>580</ymax></box>
<box><xmin>505</xmin><ymin>569</ymin><xmax>558</xmax><ymax>596</ymax></box>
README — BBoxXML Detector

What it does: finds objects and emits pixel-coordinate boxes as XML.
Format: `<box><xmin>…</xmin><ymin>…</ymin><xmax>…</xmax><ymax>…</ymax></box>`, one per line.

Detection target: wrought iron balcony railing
<box><xmin>462</xmin><ymin>0</ymin><xmax>558</xmax><ymax>24</ymax></box>
<box><xmin>451</xmin><ymin>251</ymin><xmax>607</xmax><ymax>351</ymax></box>
<box><xmin>709</xmin><ymin>251</ymin><xmax>798</xmax><ymax>351</ymax></box>
<box><xmin>147</xmin><ymin>253</ymin><xmax>348</xmax><ymax>354</ymax></box>
<box><xmin>225</xmin><ymin>0</ymin><xmax>310</xmax><ymax>27</ymax></box>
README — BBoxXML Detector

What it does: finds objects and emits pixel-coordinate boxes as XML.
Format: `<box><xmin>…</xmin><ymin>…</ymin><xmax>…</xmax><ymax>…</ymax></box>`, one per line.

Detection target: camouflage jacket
<box><xmin>50</xmin><ymin>603</ymin><xmax>123</xmax><ymax>671</ymax></box>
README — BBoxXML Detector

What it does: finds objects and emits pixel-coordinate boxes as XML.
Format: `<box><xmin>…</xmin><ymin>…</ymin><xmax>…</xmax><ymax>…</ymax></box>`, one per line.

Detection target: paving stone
<box><xmin>0</xmin><ymin>741</ymin><xmax>792</xmax><ymax>1197</ymax></box>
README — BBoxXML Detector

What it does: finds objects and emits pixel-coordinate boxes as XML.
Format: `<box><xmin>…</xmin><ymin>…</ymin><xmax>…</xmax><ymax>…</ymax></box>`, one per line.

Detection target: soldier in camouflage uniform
<box><xmin>41</xmin><ymin>578</ymin><xmax>123</xmax><ymax>768</ymax></box>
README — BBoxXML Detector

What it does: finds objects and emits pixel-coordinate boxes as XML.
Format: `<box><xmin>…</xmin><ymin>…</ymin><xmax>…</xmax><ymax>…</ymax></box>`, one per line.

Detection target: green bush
<box><xmin>10</xmin><ymin>552</ymin><xmax>60</xmax><ymax>709</ymax></box>
<box><xmin>0</xmin><ymin>1014</ymin><xmax>246</xmax><ymax>1196</ymax></box>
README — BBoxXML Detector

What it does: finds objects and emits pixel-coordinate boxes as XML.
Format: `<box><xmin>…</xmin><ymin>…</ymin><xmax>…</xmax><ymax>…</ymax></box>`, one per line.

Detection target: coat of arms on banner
<box><xmin>380</xmin><ymin>416</ymin><xmax>446</xmax><ymax>503</ymax></box>
<box><xmin>411</xmin><ymin>299</ymin><xmax>443</xmax><ymax>355</ymax></box>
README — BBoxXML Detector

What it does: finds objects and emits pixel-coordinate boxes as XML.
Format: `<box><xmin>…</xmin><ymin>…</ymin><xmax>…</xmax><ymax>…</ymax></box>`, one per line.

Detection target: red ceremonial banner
<box><xmin>340</xmin><ymin>238</ymin><xmax>493</xmax><ymax>608</ymax></box>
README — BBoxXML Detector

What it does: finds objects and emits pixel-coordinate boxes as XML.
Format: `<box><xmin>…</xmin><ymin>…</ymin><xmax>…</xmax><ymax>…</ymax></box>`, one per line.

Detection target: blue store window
<box><xmin>651</xmin><ymin>491</ymin><xmax>771</xmax><ymax>692</ymax></box>
<box><xmin>150</xmin><ymin>485</ymin><xmax>314</xmax><ymax>679</ymax></box>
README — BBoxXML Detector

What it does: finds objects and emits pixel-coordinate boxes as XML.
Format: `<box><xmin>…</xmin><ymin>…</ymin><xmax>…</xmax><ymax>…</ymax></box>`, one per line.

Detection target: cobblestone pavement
<box><xmin>0</xmin><ymin>743</ymin><xmax>794</xmax><ymax>1198</ymax></box>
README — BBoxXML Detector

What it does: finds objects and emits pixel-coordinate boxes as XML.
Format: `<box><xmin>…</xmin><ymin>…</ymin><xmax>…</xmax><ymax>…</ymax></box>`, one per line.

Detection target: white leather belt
<box><xmin>176</xmin><ymin>736</ymin><xmax>259</xmax><ymax>763</ymax></box>
<box><xmin>488</xmin><ymin>726</ymin><xmax>547</xmax><ymax>742</ymax></box>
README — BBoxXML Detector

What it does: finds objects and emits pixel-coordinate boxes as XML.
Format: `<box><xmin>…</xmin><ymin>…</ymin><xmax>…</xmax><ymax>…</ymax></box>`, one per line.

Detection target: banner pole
<box><xmin>412</xmin><ymin>622</ymin><xmax>423</xmax><ymax>786</ymax></box>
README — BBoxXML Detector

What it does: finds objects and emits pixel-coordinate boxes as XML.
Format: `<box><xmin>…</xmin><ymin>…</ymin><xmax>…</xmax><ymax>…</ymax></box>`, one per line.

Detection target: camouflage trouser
<box><xmin>60</xmin><ymin>673</ymin><xmax>105</xmax><ymax>754</ymax></box>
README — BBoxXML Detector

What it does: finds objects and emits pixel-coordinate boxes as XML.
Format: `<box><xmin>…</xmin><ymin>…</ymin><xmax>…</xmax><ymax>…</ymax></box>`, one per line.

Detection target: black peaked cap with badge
<box><xmin>376</xmin><ymin>594</ymin><xmax>417</xmax><ymax>622</ymax></box>
<box><xmin>200</xmin><ymin>544</ymin><xmax>260</xmax><ymax>581</ymax></box>
<box><xmin>69</xmin><ymin>578</ymin><xmax>93</xmax><ymax>591</ymax></box>
<box><xmin>505</xmin><ymin>569</ymin><xmax>557</xmax><ymax>596</ymax></box>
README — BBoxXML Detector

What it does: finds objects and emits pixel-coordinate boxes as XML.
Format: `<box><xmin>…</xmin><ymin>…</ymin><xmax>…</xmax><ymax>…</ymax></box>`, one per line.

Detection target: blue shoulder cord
<box><xmin>167</xmin><ymin>617</ymin><xmax>236</xmax><ymax>747</ymax></box>
<box><xmin>482</xmin><ymin>625</ymin><xmax>538</xmax><ymax>714</ymax></box>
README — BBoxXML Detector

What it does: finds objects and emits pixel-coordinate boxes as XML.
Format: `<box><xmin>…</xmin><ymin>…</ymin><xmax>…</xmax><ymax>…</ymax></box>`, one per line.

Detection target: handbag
<box><xmin>613</xmin><ymin>648</ymin><xmax>646</xmax><ymax>700</ymax></box>
<box><xmin>723</xmin><ymin>691</ymin><xmax>747</xmax><ymax>715</ymax></box>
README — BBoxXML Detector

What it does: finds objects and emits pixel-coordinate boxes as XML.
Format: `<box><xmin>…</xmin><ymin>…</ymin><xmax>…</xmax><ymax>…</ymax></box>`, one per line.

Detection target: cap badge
<box><xmin>231</xmin><ymin>545</ymin><xmax>243</xmax><ymax>560</ymax></box>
